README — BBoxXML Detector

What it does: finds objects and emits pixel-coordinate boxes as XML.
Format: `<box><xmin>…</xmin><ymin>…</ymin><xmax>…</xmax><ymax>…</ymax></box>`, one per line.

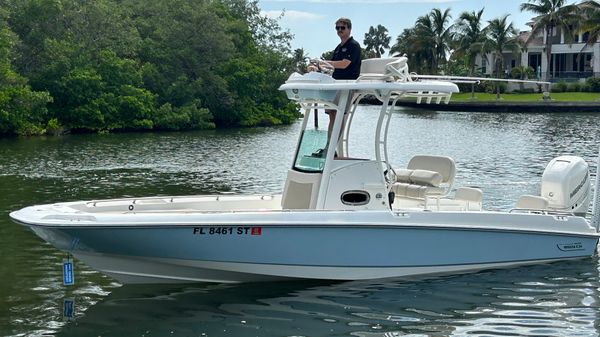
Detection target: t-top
<box><xmin>331</xmin><ymin>37</ymin><xmax>362</xmax><ymax>80</ymax></box>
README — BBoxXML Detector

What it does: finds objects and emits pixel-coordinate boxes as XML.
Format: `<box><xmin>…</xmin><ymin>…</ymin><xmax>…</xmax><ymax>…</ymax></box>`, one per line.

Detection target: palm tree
<box><xmin>413</xmin><ymin>14</ymin><xmax>437</xmax><ymax>73</ymax></box>
<box><xmin>511</xmin><ymin>65</ymin><xmax>535</xmax><ymax>90</ymax></box>
<box><xmin>390</xmin><ymin>8</ymin><xmax>452</xmax><ymax>74</ymax></box>
<box><xmin>520</xmin><ymin>0</ymin><xmax>580</xmax><ymax>80</ymax></box>
<box><xmin>411</xmin><ymin>8</ymin><xmax>453</xmax><ymax>73</ymax></box>
<box><xmin>292</xmin><ymin>48</ymin><xmax>308</xmax><ymax>73</ymax></box>
<box><xmin>363</xmin><ymin>24</ymin><xmax>391</xmax><ymax>58</ymax></box>
<box><xmin>484</xmin><ymin>15</ymin><xmax>521</xmax><ymax>98</ymax></box>
<box><xmin>429</xmin><ymin>8</ymin><xmax>454</xmax><ymax>72</ymax></box>
<box><xmin>485</xmin><ymin>15</ymin><xmax>520</xmax><ymax>77</ymax></box>
<box><xmin>455</xmin><ymin>8</ymin><xmax>487</xmax><ymax>75</ymax></box>
<box><xmin>390</xmin><ymin>27</ymin><xmax>429</xmax><ymax>73</ymax></box>
<box><xmin>579</xmin><ymin>1</ymin><xmax>600</xmax><ymax>46</ymax></box>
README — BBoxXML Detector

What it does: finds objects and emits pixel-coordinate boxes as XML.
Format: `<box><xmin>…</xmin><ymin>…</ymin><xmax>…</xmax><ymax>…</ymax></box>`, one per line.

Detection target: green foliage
<box><xmin>363</xmin><ymin>25</ymin><xmax>391</xmax><ymax>58</ymax></box>
<box><xmin>511</xmin><ymin>66</ymin><xmax>535</xmax><ymax>79</ymax></box>
<box><xmin>0</xmin><ymin>86</ymin><xmax>52</xmax><ymax>136</ymax></box>
<box><xmin>0</xmin><ymin>15</ymin><xmax>53</xmax><ymax>136</ymax></box>
<box><xmin>483</xmin><ymin>82</ymin><xmax>506</xmax><ymax>94</ymax></box>
<box><xmin>292</xmin><ymin>48</ymin><xmax>309</xmax><ymax>73</ymax></box>
<box><xmin>454</xmin><ymin>8</ymin><xmax>486</xmax><ymax>76</ymax></box>
<box><xmin>484</xmin><ymin>15</ymin><xmax>520</xmax><ymax>78</ymax></box>
<box><xmin>551</xmin><ymin>81</ymin><xmax>568</xmax><ymax>93</ymax></box>
<box><xmin>321</xmin><ymin>51</ymin><xmax>333</xmax><ymax>60</ymax></box>
<box><xmin>45</xmin><ymin>118</ymin><xmax>63</xmax><ymax>135</ymax></box>
<box><xmin>0</xmin><ymin>0</ymin><xmax>298</xmax><ymax>136</ymax></box>
<box><xmin>580</xmin><ymin>82</ymin><xmax>591</xmax><ymax>92</ymax></box>
<box><xmin>568</xmin><ymin>82</ymin><xmax>581</xmax><ymax>92</ymax></box>
<box><xmin>586</xmin><ymin>77</ymin><xmax>600</xmax><ymax>92</ymax></box>
<box><xmin>390</xmin><ymin>8</ymin><xmax>453</xmax><ymax>74</ymax></box>
<box><xmin>520</xmin><ymin>0</ymin><xmax>580</xmax><ymax>81</ymax></box>
<box><xmin>390</xmin><ymin>28</ymin><xmax>429</xmax><ymax>73</ymax></box>
<box><xmin>444</xmin><ymin>58</ymin><xmax>471</xmax><ymax>76</ymax></box>
<box><xmin>154</xmin><ymin>100</ymin><xmax>214</xmax><ymax>131</ymax></box>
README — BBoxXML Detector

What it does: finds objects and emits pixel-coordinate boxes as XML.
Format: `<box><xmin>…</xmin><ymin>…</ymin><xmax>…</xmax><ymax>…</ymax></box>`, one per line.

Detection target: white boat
<box><xmin>10</xmin><ymin>57</ymin><xmax>600</xmax><ymax>284</ymax></box>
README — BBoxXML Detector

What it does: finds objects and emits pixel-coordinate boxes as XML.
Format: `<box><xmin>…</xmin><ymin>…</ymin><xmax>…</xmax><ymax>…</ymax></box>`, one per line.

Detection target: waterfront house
<box><xmin>475</xmin><ymin>2</ymin><xmax>600</xmax><ymax>82</ymax></box>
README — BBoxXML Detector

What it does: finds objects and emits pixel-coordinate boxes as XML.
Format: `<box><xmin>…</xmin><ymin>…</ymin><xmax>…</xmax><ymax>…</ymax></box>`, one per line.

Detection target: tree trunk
<box><xmin>469</xmin><ymin>53</ymin><xmax>475</xmax><ymax>76</ymax></box>
<box><xmin>545</xmin><ymin>27</ymin><xmax>553</xmax><ymax>82</ymax></box>
<box><xmin>496</xmin><ymin>54</ymin><xmax>501</xmax><ymax>100</ymax></box>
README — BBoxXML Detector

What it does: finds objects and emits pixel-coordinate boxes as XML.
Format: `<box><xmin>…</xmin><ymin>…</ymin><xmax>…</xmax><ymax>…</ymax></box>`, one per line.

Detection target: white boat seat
<box><xmin>454</xmin><ymin>187</ymin><xmax>483</xmax><ymax>211</ymax></box>
<box><xmin>395</xmin><ymin>168</ymin><xmax>443</xmax><ymax>186</ymax></box>
<box><xmin>516</xmin><ymin>195</ymin><xmax>549</xmax><ymax>210</ymax></box>
<box><xmin>407</xmin><ymin>155</ymin><xmax>456</xmax><ymax>187</ymax></box>
<box><xmin>392</xmin><ymin>183</ymin><xmax>445</xmax><ymax>199</ymax></box>
<box><xmin>455</xmin><ymin>187</ymin><xmax>483</xmax><ymax>202</ymax></box>
<box><xmin>392</xmin><ymin>155</ymin><xmax>456</xmax><ymax>199</ymax></box>
<box><xmin>422</xmin><ymin>187</ymin><xmax>483</xmax><ymax>211</ymax></box>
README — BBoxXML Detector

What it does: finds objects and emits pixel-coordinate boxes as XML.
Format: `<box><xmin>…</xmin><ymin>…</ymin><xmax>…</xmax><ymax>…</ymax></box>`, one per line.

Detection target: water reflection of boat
<box><xmin>10</xmin><ymin>57</ymin><xmax>600</xmax><ymax>284</ymax></box>
<box><xmin>55</xmin><ymin>259</ymin><xmax>599</xmax><ymax>337</ymax></box>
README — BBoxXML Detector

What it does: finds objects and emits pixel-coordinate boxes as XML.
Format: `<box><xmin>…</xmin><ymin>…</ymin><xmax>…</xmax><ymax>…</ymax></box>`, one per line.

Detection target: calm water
<box><xmin>1</xmin><ymin>106</ymin><xmax>600</xmax><ymax>336</ymax></box>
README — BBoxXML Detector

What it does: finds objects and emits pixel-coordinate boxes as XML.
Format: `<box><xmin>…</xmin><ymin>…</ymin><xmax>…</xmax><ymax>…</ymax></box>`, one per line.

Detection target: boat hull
<box><xmin>73</xmin><ymin>251</ymin><xmax>591</xmax><ymax>284</ymax></box>
<box><xmin>14</xmin><ymin>208</ymin><xmax>599</xmax><ymax>284</ymax></box>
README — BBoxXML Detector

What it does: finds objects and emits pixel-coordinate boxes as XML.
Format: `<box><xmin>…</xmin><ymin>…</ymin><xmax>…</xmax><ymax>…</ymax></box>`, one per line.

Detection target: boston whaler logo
<box><xmin>569</xmin><ymin>173</ymin><xmax>587</xmax><ymax>199</ymax></box>
<box><xmin>557</xmin><ymin>242</ymin><xmax>584</xmax><ymax>251</ymax></box>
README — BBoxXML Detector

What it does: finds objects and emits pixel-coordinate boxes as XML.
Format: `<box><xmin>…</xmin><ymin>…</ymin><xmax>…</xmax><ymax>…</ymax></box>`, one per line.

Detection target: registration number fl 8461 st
<box><xmin>192</xmin><ymin>227</ymin><xmax>262</xmax><ymax>236</ymax></box>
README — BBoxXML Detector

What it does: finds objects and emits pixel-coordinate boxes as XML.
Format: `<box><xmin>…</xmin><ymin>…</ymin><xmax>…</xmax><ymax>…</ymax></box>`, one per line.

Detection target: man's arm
<box><xmin>329</xmin><ymin>59</ymin><xmax>352</xmax><ymax>69</ymax></box>
<box><xmin>328</xmin><ymin>42</ymin><xmax>360</xmax><ymax>69</ymax></box>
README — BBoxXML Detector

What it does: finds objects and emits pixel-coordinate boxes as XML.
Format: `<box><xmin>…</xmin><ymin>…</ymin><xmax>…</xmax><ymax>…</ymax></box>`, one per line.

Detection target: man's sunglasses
<box><xmin>335</xmin><ymin>26</ymin><xmax>347</xmax><ymax>31</ymax></box>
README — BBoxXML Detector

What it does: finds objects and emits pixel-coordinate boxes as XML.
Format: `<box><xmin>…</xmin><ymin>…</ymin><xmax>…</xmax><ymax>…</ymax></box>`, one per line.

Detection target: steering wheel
<box><xmin>309</xmin><ymin>59</ymin><xmax>334</xmax><ymax>75</ymax></box>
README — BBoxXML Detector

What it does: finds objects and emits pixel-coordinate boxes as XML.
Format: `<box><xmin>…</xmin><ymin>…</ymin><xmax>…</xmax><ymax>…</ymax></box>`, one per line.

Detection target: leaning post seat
<box><xmin>391</xmin><ymin>169</ymin><xmax>445</xmax><ymax>199</ymax></box>
<box><xmin>392</xmin><ymin>155</ymin><xmax>456</xmax><ymax>199</ymax></box>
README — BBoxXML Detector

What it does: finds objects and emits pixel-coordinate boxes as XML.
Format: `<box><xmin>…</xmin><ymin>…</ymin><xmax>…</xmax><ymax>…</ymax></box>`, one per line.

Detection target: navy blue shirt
<box><xmin>331</xmin><ymin>37</ymin><xmax>362</xmax><ymax>80</ymax></box>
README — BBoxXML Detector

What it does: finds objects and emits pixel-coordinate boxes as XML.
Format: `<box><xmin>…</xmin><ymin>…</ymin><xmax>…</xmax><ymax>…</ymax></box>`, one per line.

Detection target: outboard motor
<box><xmin>541</xmin><ymin>156</ymin><xmax>591</xmax><ymax>216</ymax></box>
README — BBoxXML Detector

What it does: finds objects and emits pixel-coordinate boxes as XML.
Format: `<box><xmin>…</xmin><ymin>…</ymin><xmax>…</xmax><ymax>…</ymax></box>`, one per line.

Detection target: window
<box><xmin>528</xmin><ymin>53</ymin><xmax>542</xmax><ymax>77</ymax></box>
<box><xmin>293</xmin><ymin>128</ymin><xmax>329</xmax><ymax>172</ymax></box>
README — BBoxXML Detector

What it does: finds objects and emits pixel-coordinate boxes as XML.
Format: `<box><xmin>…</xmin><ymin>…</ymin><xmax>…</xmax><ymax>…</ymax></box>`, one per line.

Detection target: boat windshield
<box><xmin>293</xmin><ymin>127</ymin><xmax>329</xmax><ymax>173</ymax></box>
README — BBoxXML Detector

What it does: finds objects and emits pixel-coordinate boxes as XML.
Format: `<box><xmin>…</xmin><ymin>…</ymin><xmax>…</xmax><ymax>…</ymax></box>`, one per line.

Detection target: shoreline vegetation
<box><xmin>0</xmin><ymin>0</ymin><xmax>301</xmax><ymax>137</ymax></box>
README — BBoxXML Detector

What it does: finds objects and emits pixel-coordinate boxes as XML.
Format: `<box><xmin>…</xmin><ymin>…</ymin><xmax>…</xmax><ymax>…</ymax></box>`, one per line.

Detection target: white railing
<box><xmin>591</xmin><ymin>146</ymin><xmax>600</xmax><ymax>232</ymax></box>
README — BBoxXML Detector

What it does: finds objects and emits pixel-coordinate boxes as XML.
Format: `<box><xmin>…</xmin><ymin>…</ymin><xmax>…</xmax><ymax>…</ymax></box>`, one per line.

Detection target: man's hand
<box><xmin>306</xmin><ymin>59</ymin><xmax>334</xmax><ymax>74</ymax></box>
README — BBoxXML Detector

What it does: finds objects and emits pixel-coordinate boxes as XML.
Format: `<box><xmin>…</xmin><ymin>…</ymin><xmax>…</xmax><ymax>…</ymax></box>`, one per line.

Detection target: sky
<box><xmin>257</xmin><ymin>0</ymin><xmax>568</xmax><ymax>58</ymax></box>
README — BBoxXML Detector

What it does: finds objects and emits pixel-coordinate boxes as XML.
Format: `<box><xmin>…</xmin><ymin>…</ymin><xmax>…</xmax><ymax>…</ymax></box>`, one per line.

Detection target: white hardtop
<box><xmin>279</xmin><ymin>72</ymin><xmax>459</xmax><ymax>93</ymax></box>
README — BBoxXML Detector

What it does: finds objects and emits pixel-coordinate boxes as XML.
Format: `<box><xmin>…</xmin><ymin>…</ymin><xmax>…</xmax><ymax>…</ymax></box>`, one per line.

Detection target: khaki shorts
<box><xmin>325</xmin><ymin>90</ymin><xmax>354</xmax><ymax>114</ymax></box>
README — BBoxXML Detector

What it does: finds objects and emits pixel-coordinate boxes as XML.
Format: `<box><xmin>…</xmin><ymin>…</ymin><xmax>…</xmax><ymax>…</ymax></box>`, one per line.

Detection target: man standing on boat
<box><xmin>330</xmin><ymin>17</ymin><xmax>361</xmax><ymax>80</ymax></box>
<box><xmin>320</xmin><ymin>17</ymin><xmax>362</xmax><ymax>145</ymax></box>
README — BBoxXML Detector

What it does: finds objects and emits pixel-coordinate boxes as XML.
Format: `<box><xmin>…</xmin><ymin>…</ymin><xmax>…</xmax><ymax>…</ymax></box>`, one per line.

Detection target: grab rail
<box><xmin>508</xmin><ymin>208</ymin><xmax>575</xmax><ymax>217</ymax></box>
